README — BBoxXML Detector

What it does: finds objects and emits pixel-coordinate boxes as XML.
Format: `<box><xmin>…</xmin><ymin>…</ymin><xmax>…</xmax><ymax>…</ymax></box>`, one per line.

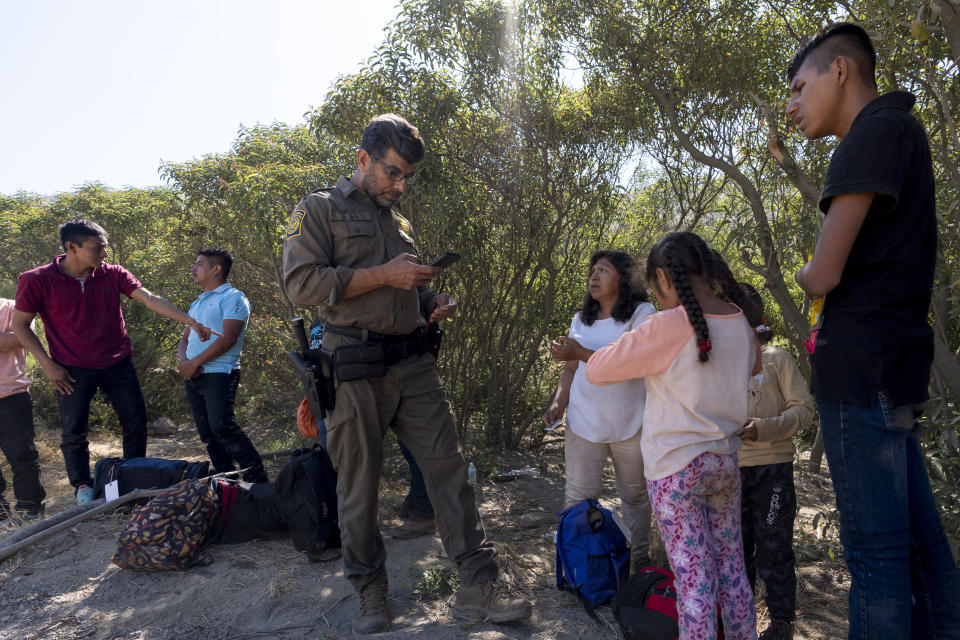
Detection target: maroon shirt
<box><xmin>15</xmin><ymin>256</ymin><xmax>142</xmax><ymax>369</ymax></box>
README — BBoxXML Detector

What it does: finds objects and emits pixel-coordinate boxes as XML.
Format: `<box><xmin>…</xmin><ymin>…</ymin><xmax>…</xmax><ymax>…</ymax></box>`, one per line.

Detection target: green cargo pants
<box><xmin>323</xmin><ymin>333</ymin><xmax>499</xmax><ymax>591</ymax></box>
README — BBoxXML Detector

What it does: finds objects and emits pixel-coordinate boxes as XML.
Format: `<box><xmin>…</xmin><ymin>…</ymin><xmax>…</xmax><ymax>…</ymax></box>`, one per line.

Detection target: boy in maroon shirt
<box><xmin>13</xmin><ymin>219</ymin><xmax>212</xmax><ymax>504</ymax></box>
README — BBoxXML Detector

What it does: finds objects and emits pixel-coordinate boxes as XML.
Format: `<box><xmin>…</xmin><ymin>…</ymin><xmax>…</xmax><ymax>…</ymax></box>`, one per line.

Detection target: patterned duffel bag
<box><xmin>112</xmin><ymin>479</ymin><xmax>220</xmax><ymax>571</ymax></box>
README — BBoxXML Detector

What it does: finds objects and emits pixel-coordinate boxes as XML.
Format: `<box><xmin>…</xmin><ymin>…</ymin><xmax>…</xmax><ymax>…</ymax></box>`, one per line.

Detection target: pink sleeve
<box><xmin>14</xmin><ymin>273</ymin><xmax>42</xmax><ymax>314</ymax></box>
<box><xmin>114</xmin><ymin>265</ymin><xmax>143</xmax><ymax>298</ymax></box>
<box><xmin>585</xmin><ymin>306</ymin><xmax>693</xmax><ymax>385</ymax></box>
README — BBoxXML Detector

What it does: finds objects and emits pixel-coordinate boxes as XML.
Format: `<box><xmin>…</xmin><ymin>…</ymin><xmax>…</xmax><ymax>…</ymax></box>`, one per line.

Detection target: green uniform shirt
<box><xmin>282</xmin><ymin>176</ymin><xmax>434</xmax><ymax>335</ymax></box>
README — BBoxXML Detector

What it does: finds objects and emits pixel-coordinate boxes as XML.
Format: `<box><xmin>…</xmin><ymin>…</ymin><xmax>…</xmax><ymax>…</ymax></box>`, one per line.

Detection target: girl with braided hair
<box><xmin>586</xmin><ymin>232</ymin><xmax>762</xmax><ymax>640</ymax></box>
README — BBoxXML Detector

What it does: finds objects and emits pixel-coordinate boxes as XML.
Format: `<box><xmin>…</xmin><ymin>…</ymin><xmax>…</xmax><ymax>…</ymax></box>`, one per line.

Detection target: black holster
<box><xmin>425</xmin><ymin>322</ymin><xmax>443</xmax><ymax>358</ymax></box>
<box><xmin>288</xmin><ymin>318</ymin><xmax>336</xmax><ymax>419</ymax></box>
<box><xmin>288</xmin><ymin>349</ymin><xmax>336</xmax><ymax>419</ymax></box>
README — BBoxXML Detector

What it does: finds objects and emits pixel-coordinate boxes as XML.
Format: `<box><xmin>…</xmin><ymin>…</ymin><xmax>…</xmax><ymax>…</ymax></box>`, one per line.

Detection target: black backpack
<box><xmin>612</xmin><ymin>567</ymin><xmax>679</xmax><ymax>640</ymax></box>
<box><xmin>612</xmin><ymin>567</ymin><xmax>726</xmax><ymax>640</ymax></box>
<box><xmin>274</xmin><ymin>445</ymin><xmax>340</xmax><ymax>561</ymax></box>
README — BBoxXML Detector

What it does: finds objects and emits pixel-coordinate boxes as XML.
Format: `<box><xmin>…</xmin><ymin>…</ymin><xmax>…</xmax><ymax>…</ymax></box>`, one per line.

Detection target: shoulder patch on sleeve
<box><xmin>395</xmin><ymin>213</ymin><xmax>413</xmax><ymax>236</ymax></box>
<box><xmin>286</xmin><ymin>209</ymin><xmax>306</xmax><ymax>239</ymax></box>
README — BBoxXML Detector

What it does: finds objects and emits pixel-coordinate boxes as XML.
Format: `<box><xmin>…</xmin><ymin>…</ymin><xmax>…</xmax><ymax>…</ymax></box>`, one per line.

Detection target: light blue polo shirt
<box><xmin>186</xmin><ymin>283</ymin><xmax>251</xmax><ymax>374</ymax></box>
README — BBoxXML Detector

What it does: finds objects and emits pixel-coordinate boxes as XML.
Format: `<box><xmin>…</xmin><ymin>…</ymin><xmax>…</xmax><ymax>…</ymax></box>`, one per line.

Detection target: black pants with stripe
<box><xmin>740</xmin><ymin>461</ymin><xmax>797</xmax><ymax>622</ymax></box>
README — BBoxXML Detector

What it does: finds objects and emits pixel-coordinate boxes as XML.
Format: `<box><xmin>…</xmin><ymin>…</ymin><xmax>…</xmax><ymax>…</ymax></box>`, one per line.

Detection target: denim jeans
<box><xmin>398</xmin><ymin>438</ymin><xmax>433</xmax><ymax>518</ymax></box>
<box><xmin>817</xmin><ymin>393</ymin><xmax>960</xmax><ymax>639</ymax></box>
<box><xmin>58</xmin><ymin>357</ymin><xmax>147</xmax><ymax>488</ymax></box>
<box><xmin>315</xmin><ymin>417</ymin><xmax>327</xmax><ymax>448</ymax></box>
<box><xmin>184</xmin><ymin>370</ymin><xmax>266</xmax><ymax>483</ymax></box>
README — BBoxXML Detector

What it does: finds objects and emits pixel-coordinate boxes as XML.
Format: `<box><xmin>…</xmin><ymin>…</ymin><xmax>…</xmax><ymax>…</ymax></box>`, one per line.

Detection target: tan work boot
<box><xmin>453</xmin><ymin>580</ymin><xmax>532</xmax><ymax>623</ymax></box>
<box><xmin>385</xmin><ymin>514</ymin><xmax>436</xmax><ymax>539</ymax></box>
<box><xmin>352</xmin><ymin>567</ymin><xmax>390</xmax><ymax>635</ymax></box>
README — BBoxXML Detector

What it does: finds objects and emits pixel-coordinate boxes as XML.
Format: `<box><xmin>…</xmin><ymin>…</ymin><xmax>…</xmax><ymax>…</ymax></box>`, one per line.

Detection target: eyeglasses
<box><xmin>373</xmin><ymin>156</ymin><xmax>418</xmax><ymax>184</ymax></box>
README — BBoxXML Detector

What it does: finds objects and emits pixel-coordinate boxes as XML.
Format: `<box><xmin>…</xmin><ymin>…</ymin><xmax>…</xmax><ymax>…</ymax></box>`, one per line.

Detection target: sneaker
<box><xmin>352</xmin><ymin>566</ymin><xmax>390</xmax><ymax>635</ymax></box>
<box><xmin>760</xmin><ymin>619</ymin><xmax>794</xmax><ymax>640</ymax></box>
<box><xmin>76</xmin><ymin>485</ymin><xmax>95</xmax><ymax>505</ymax></box>
<box><xmin>453</xmin><ymin>580</ymin><xmax>532</xmax><ymax>623</ymax></box>
<box><xmin>385</xmin><ymin>514</ymin><xmax>436</xmax><ymax>539</ymax></box>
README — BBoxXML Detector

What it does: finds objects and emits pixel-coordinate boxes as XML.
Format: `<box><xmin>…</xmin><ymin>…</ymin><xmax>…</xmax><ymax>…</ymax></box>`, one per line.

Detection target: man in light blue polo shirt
<box><xmin>177</xmin><ymin>249</ymin><xmax>267</xmax><ymax>483</ymax></box>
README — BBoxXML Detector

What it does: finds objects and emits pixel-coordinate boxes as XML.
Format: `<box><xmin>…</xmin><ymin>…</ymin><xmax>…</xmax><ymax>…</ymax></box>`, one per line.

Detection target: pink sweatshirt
<box><xmin>586</xmin><ymin>305</ymin><xmax>761</xmax><ymax>480</ymax></box>
<box><xmin>0</xmin><ymin>298</ymin><xmax>31</xmax><ymax>399</ymax></box>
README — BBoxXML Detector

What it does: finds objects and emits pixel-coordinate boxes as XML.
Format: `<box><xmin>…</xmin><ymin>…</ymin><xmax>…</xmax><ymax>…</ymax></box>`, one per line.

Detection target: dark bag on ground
<box><xmin>555</xmin><ymin>498</ymin><xmax>630</xmax><ymax>617</ymax></box>
<box><xmin>612</xmin><ymin>567</ymin><xmax>726</xmax><ymax>640</ymax></box>
<box><xmin>112</xmin><ymin>479</ymin><xmax>220</xmax><ymax>571</ymax></box>
<box><xmin>213</xmin><ymin>480</ymin><xmax>289</xmax><ymax>545</ymax></box>
<box><xmin>93</xmin><ymin>456</ymin><xmax>210</xmax><ymax>498</ymax></box>
<box><xmin>612</xmin><ymin>567</ymin><xmax>680</xmax><ymax>640</ymax></box>
<box><xmin>274</xmin><ymin>445</ymin><xmax>340</xmax><ymax>561</ymax></box>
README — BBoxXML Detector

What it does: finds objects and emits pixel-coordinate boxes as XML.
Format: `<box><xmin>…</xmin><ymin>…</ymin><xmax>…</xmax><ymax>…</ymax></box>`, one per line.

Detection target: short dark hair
<box><xmin>198</xmin><ymin>248</ymin><xmax>232</xmax><ymax>280</ymax></box>
<box><xmin>59</xmin><ymin>219</ymin><xmax>107</xmax><ymax>250</ymax></box>
<box><xmin>360</xmin><ymin>113</ymin><xmax>425</xmax><ymax>165</ymax></box>
<box><xmin>578</xmin><ymin>250</ymin><xmax>650</xmax><ymax>326</ymax></box>
<box><xmin>787</xmin><ymin>23</ymin><xmax>877</xmax><ymax>87</ymax></box>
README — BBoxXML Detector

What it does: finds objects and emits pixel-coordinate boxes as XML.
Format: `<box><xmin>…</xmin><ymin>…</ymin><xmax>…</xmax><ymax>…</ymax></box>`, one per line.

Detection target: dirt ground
<box><xmin>0</xmin><ymin>422</ymin><xmax>850</xmax><ymax>640</ymax></box>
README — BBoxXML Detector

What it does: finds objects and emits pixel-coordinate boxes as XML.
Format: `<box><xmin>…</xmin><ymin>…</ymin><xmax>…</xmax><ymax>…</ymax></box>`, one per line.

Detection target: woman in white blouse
<box><xmin>544</xmin><ymin>250</ymin><xmax>656</xmax><ymax>569</ymax></box>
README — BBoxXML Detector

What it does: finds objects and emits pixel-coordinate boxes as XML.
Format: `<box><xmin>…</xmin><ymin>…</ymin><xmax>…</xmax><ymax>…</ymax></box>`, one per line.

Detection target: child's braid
<box><xmin>708</xmin><ymin>249</ymin><xmax>761</xmax><ymax>322</ymax></box>
<box><xmin>666</xmin><ymin>252</ymin><xmax>712</xmax><ymax>363</ymax></box>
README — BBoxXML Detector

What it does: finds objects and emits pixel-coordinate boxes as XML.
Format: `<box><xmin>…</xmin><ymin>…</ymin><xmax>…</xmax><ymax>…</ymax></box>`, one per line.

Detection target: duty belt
<box><xmin>324</xmin><ymin>324</ymin><xmax>429</xmax><ymax>366</ymax></box>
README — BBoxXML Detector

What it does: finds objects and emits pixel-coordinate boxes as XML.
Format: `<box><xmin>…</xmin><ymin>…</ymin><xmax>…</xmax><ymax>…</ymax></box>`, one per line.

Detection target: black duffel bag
<box><xmin>93</xmin><ymin>457</ymin><xmax>210</xmax><ymax>498</ymax></box>
<box><xmin>214</xmin><ymin>481</ymin><xmax>289</xmax><ymax>544</ymax></box>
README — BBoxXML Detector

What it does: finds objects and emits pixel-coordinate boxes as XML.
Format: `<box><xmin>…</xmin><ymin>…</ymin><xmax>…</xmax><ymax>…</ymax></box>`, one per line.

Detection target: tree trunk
<box><xmin>933</xmin><ymin>0</ymin><xmax>960</xmax><ymax>65</ymax></box>
<box><xmin>645</xmin><ymin>84</ymin><xmax>810</xmax><ymax>356</ymax></box>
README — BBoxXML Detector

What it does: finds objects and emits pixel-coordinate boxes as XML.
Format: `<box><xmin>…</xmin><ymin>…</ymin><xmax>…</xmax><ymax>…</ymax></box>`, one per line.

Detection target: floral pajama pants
<box><xmin>647</xmin><ymin>452</ymin><xmax>758</xmax><ymax>640</ymax></box>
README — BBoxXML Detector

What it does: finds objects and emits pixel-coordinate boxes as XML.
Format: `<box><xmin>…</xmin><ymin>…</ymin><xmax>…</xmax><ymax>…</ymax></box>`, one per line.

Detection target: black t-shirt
<box><xmin>812</xmin><ymin>91</ymin><xmax>937</xmax><ymax>408</ymax></box>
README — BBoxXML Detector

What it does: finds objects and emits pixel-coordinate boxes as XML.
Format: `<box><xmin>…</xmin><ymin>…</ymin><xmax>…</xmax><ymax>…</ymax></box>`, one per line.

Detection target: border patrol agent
<box><xmin>283</xmin><ymin>114</ymin><xmax>531</xmax><ymax>635</ymax></box>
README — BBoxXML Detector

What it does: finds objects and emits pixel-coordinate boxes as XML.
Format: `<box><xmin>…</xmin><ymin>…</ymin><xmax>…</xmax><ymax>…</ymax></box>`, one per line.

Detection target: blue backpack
<box><xmin>556</xmin><ymin>499</ymin><xmax>630</xmax><ymax>614</ymax></box>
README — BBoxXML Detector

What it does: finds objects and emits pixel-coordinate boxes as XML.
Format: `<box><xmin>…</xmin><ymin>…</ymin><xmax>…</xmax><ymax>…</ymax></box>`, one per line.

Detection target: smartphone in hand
<box><xmin>430</xmin><ymin>251</ymin><xmax>461</xmax><ymax>268</ymax></box>
<box><xmin>544</xmin><ymin>418</ymin><xmax>564</xmax><ymax>431</ymax></box>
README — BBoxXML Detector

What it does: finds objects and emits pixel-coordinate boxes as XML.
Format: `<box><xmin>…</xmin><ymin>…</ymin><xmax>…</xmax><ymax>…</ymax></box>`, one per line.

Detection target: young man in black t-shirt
<box><xmin>787</xmin><ymin>23</ymin><xmax>960</xmax><ymax>640</ymax></box>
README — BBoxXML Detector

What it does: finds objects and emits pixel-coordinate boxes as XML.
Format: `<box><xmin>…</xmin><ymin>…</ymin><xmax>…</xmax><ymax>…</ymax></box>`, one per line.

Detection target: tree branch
<box><xmin>747</xmin><ymin>91</ymin><xmax>821</xmax><ymax>207</ymax></box>
<box><xmin>642</xmin><ymin>81</ymin><xmax>809</xmax><ymax>355</ymax></box>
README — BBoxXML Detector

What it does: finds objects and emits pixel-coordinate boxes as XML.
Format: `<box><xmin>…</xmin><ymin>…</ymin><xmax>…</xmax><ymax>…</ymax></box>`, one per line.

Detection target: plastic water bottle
<box><xmin>467</xmin><ymin>462</ymin><xmax>482</xmax><ymax>516</ymax></box>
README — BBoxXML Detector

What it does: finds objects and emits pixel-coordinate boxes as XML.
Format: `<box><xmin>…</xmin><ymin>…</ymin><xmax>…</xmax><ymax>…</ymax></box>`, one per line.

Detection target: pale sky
<box><xmin>0</xmin><ymin>0</ymin><xmax>403</xmax><ymax>196</ymax></box>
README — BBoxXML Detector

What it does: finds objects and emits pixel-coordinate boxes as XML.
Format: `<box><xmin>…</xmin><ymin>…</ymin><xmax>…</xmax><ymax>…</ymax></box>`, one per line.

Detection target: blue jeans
<box><xmin>398</xmin><ymin>439</ymin><xmax>433</xmax><ymax>517</ymax></box>
<box><xmin>817</xmin><ymin>393</ymin><xmax>960</xmax><ymax>639</ymax></box>
<box><xmin>316</xmin><ymin>417</ymin><xmax>327</xmax><ymax>448</ymax></box>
